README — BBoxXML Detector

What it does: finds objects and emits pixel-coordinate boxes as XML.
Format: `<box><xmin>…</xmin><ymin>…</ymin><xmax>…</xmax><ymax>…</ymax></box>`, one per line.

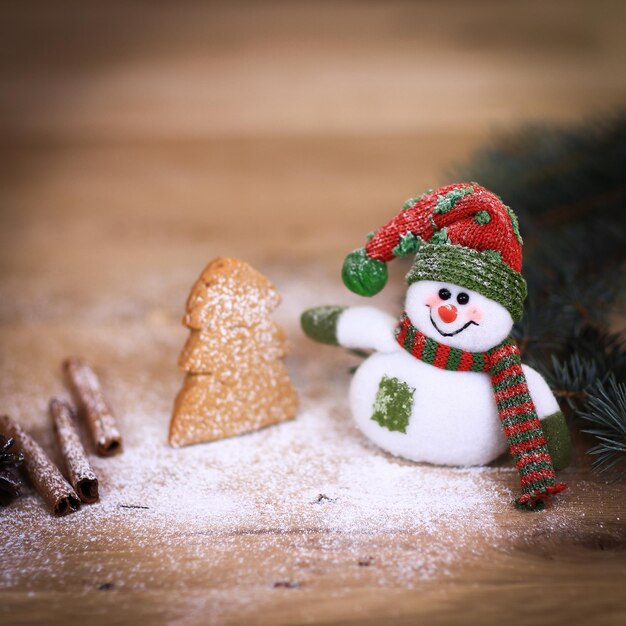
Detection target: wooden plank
<box><xmin>1</xmin><ymin>2</ymin><xmax>625</xmax><ymax>625</ymax></box>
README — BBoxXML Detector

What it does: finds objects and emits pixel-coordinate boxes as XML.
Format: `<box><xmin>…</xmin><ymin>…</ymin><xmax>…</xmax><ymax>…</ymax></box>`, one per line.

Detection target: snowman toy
<box><xmin>302</xmin><ymin>183</ymin><xmax>571</xmax><ymax>510</ymax></box>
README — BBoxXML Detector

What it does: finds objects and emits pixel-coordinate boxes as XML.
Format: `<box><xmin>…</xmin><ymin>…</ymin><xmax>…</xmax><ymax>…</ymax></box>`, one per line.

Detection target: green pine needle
<box><xmin>580</xmin><ymin>376</ymin><xmax>626</xmax><ymax>479</ymax></box>
<box><xmin>458</xmin><ymin>112</ymin><xmax>626</xmax><ymax>480</ymax></box>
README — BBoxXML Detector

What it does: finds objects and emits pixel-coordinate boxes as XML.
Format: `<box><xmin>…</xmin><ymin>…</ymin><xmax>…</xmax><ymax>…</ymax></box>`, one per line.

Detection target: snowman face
<box><xmin>405</xmin><ymin>280</ymin><xmax>513</xmax><ymax>352</ymax></box>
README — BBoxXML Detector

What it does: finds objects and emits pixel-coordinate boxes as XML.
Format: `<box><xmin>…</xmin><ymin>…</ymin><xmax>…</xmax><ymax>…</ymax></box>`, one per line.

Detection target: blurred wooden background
<box><xmin>1</xmin><ymin>1</ymin><xmax>625</xmax><ymax>625</ymax></box>
<box><xmin>2</xmin><ymin>0</ymin><xmax>625</xmax><ymax>290</ymax></box>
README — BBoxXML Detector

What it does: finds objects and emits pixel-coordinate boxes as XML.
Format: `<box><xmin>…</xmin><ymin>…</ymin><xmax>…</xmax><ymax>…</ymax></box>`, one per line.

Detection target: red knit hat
<box><xmin>342</xmin><ymin>183</ymin><xmax>528</xmax><ymax>320</ymax></box>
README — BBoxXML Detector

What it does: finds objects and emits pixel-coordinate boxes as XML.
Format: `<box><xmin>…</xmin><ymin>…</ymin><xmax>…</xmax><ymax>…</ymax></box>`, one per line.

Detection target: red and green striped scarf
<box><xmin>395</xmin><ymin>313</ymin><xmax>567</xmax><ymax>510</ymax></box>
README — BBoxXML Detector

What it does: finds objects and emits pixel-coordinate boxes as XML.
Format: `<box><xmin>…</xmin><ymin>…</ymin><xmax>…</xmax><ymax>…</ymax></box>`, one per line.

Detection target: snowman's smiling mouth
<box><xmin>428</xmin><ymin>308</ymin><xmax>479</xmax><ymax>337</ymax></box>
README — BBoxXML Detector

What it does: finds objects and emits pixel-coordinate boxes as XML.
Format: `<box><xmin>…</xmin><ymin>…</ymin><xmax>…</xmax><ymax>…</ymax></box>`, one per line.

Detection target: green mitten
<box><xmin>540</xmin><ymin>411</ymin><xmax>572</xmax><ymax>471</ymax></box>
<box><xmin>301</xmin><ymin>306</ymin><xmax>346</xmax><ymax>345</ymax></box>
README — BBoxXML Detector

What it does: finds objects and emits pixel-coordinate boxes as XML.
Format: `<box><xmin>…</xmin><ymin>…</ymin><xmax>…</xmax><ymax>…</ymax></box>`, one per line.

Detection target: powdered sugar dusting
<box><xmin>0</xmin><ymin>267</ymin><xmax>586</xmax><ymax>622</ymax></box>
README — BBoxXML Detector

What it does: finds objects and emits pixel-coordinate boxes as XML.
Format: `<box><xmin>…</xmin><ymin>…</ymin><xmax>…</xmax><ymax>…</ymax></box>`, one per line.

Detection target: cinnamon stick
<box><xmin>63</xmin><ymin>358</ymin><xmax>123</xmax><ymax>456</ymax></box>
<box><xmin>0</xmin><ymin>415</ymin><xmax>80</xmax><ymax>516</ymax></box>
<box><xmin>49</xmin><ymin>398</ymin><xmax>99</xmax><ymax>504</ymax></box>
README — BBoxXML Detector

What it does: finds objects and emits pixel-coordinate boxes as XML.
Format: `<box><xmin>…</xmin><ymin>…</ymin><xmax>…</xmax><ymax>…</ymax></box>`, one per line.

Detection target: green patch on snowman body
<box><xmin>371</xmin><ymin>376</ymin><xmax>415</xmax><ymax>434</ymax></box>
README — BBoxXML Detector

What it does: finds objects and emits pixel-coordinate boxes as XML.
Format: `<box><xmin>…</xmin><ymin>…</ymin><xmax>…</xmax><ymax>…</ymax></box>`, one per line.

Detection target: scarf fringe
<box><xmin>514</xmin><ymin>483</ymin><xmax>568</xmax><ymax>511</ymax></box>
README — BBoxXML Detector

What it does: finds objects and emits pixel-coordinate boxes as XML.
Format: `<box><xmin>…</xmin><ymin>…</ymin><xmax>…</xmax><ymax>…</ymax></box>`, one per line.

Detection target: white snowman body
<box><xmin>337</xmin><ymin>281</ymin><xmax>559</xmax><ymax>466</ymax></box>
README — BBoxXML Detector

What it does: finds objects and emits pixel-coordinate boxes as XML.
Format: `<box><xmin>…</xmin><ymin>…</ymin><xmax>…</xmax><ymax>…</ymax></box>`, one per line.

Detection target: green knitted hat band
<box><xmin>406</xmin><ymin>243</ymin><xmax>527</xmax><ymax>321</ymax></box>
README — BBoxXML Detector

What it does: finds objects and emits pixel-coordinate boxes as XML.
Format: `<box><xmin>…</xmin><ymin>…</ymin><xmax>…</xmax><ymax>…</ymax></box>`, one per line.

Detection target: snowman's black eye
<box><xmin>457</xmin><ymin>292</ymin><xmax>469</xmax><ymax>305</ymax></box>
<box><xmin>438</xmin><ymin>288</ymin><xmax>451</xmax><ymax>300</ymax></box>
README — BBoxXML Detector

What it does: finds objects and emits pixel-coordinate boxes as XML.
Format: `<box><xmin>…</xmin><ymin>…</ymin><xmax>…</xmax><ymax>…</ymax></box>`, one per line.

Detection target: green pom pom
<box><xmin>342</xmin><ymin>248</ymin><xmax>388</xmax><ymax>296</ymax></box>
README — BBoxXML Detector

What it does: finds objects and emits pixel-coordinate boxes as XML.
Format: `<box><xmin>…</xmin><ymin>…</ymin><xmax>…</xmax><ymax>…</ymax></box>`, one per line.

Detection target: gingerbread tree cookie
<box><xmin>169</xmin><ymin>257</ymin><xmax>298</xmax><ymax>447</ymax></box>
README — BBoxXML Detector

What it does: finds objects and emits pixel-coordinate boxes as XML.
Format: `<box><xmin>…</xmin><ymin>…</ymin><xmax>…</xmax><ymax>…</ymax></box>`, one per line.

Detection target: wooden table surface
<box><xmin>1</xmin><ymin>2</ymin><xmax>625</xmax><ymax>625</ymax></box>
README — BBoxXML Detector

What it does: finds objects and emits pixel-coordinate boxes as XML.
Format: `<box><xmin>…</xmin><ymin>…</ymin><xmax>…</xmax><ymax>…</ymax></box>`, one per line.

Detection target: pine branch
<box><xmin>542</xmin><ymin>354</ymin><xmax>601</xmax><ymax>401</ymax></box>
<box><xmin>579</xmin><ymin>376</ymin><xmax>626</xmax><ymax>480</ymax></box>
<box><xmin>454</xmin><ymin>111</ymin><xmax>626</xmax><ymax>230</ymax></box>
<box><xmin>458</xmin><ymin>112</ymin><xmax>626</xmax><ymax>479</ymax></box>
